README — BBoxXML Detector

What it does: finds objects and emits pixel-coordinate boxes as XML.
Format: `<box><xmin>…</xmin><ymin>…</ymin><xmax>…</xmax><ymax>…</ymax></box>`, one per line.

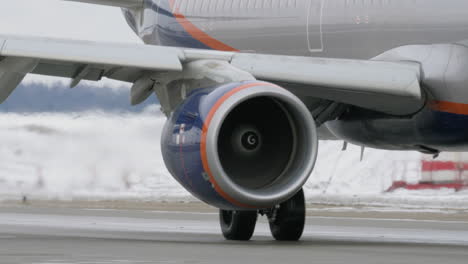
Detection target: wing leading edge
<box><xmin>0</xmin><ymin>34</ymin><xmax>422</xmax><ymax>115</ymax></box>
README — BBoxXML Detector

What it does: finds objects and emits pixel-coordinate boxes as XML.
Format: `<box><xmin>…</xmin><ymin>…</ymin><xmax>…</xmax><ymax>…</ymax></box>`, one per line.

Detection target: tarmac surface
<box><xmin>1</xmin><ymin>203</ymin><xmax>468</xmax><ymax>264</ymax></box>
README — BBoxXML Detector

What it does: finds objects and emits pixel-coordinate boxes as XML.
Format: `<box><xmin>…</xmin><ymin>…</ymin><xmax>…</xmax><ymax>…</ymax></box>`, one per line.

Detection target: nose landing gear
<box><xmin>219</xmin><ymin>189</ymin><xmax>306</xmax><ymax>241</ymax></box>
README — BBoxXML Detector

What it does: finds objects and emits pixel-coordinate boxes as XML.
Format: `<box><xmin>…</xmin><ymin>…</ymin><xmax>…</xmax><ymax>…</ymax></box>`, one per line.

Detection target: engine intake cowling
<box><xmin>161</xmin><ymin>81</ymin><xmax>318</xmax><ymax>209</ymax></box>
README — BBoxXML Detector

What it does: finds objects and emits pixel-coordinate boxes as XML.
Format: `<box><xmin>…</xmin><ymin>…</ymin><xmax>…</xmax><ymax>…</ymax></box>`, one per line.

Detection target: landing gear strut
<box><xmin>219</xmin><ymin>189</ymin><xmax>305</xmax><ymax>241</ymax></box>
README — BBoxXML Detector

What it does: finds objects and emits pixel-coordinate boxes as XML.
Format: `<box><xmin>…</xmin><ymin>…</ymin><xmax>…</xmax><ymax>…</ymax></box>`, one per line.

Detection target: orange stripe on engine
<box><xmin>200</xmin><ymin>82</ymin><xmax>277</xmax><ymax>208</ymax></box>
<box><xmin>430</xmin><ymin>100</ymin><xmax>468</xmax><ymax>115</ymax></box>
<box><xmin>169</xmin><ymin>0</ymin><xmax>239</xmax><ymax>51</ymax></box>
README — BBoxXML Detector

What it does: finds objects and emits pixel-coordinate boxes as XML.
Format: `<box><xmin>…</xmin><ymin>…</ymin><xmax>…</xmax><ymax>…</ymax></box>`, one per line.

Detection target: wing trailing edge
<box><xmin>62</xmin><ymin>0</ymin><xmax>144</xmax><ymax>8</ymax></box>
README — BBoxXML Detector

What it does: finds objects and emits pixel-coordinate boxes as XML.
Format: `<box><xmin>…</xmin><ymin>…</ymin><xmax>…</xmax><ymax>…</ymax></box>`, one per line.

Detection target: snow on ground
<box><xmin>0</xmin><ymin>109</ymin><xmax>190</xmax><ymax>202</ymax></box>
<box><xmin>1</xmin><ymin>111</ymin><xmax>468</xmax><ymax>209</ymax></box>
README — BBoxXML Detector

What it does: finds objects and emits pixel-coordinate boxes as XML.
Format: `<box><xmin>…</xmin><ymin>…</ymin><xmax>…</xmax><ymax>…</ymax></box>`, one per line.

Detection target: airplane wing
<box><xmin>62</xmin><ymin>0</ymin><xmax>144</xmax><ymax>8</ymax></box>
<box><xmin>0</xmin><ymin>34</ymin><xmax>423</xmax><ymax>115</ymax></box>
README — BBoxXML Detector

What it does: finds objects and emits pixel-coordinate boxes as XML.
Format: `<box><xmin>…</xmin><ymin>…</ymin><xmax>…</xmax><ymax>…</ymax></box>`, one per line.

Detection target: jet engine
<box><xmin>161</xmin><ymin>81</ymin><xmax>318</xmax><ymax>209</ymax></box>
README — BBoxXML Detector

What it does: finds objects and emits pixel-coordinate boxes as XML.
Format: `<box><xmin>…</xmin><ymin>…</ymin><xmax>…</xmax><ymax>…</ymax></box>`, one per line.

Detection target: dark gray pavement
<box><xmin>1</xmin><ymin>205</ymin><xmax>468</xmax><ymax>264</ymax></box>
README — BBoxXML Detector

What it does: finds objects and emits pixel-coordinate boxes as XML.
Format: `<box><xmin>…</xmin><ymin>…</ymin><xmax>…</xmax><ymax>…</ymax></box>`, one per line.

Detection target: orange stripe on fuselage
<box><xmin>168</xmin><ymin>0</ymin><xmax>238</xmax><ymax>51</ymax></box>
<box><xmin>200</xmin><ymin>82</ymin><xmax>277</xmax><ymax>208</ymax></box>
<box><xmin>430</xmin><ymin>100</ymin><xmax>468</xmax><ymax>115</ymax></box>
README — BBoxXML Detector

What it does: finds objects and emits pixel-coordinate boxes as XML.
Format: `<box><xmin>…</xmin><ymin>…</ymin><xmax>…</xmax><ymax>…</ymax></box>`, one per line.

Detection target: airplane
<box><xmin>1</xmin><ymin>0</ymin><xmax>468</xmax><ymax>241</ymax></box>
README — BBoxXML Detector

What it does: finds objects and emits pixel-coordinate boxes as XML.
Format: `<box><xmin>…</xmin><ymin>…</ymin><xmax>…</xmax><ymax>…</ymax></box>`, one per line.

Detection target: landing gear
<box><xmin>219</xmin><ymin>209</ymin><xmax>257</xmax><ymax>240</ymax></box>
<box><xmin>267</xmin><ymin>189</ymin><xmax>305</xmax><ymax>241</ymax></box>
<box><xmin>219</xmin><ymin>189</ymin><xmax>305</xmax><ymax>241</ymax></box>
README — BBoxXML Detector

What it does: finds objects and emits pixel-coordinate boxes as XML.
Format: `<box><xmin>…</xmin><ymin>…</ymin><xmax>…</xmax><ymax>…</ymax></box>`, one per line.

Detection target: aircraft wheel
<box><xmin>268</xmin><ymin>189</ymin><xmax>305</xmax><ymax>241</ymax></box>
<box><xmin>219</xmin><ymin>209</ymin><xmax>257</xmax><ymax>241</ymax></box>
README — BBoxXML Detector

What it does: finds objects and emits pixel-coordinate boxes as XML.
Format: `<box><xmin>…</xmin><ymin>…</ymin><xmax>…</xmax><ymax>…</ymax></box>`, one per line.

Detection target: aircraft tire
<box><xmin>268</xmin><ymin>189</ymin><xmax>305</xmax><ymax>241</ymax></box>
<box><xmin>219</xmin><ymin>209</ymin><xmax>257</xmax><ymax>241</ymax></box>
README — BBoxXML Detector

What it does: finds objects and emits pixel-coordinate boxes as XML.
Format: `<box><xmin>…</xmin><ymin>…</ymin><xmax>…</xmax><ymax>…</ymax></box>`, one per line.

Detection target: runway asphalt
<box><xmin>1</xmin><ymin>204</ymin><xmax>468</xmax><ymax>264</ymax></box>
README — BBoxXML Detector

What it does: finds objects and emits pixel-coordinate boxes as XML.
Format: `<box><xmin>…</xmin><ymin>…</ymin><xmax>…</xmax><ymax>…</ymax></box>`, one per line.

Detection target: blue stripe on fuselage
<box><xmin>425</xmin><ymin>110</ymin><xmax>468</xmax><ymax>147</ymax></box>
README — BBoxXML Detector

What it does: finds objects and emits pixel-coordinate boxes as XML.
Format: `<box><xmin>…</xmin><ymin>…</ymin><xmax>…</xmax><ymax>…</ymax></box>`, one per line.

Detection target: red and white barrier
<box><xmin>387</xmin><ymin>153</ymin><xmax>468</xmax><ymax>192</ymax></box>
<box><xmin>421</xmin><ymin>160</ymin><xmax>468</xmax><ymax>183</ymax></box>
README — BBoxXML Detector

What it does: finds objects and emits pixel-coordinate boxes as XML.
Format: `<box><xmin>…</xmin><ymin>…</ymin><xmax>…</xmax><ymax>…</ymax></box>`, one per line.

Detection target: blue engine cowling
<box><xmin>161</xmin><ymin>81</ymin><xmax>318</xmax><ymax>210</ymax></box>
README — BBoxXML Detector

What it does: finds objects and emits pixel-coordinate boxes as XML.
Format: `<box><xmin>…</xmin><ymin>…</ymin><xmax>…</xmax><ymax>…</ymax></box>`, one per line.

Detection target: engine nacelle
<box><xmin>161</xmin><ymin>81</ymin><xmax>318</xmax><ymax>209</ymax></box>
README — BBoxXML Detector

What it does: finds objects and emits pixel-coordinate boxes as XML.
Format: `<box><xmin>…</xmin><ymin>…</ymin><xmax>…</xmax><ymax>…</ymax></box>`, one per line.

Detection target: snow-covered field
<box><xmin>1</xmin><ymin>111</ymin><xmax>468</xmax><ymax>209</ymax></box>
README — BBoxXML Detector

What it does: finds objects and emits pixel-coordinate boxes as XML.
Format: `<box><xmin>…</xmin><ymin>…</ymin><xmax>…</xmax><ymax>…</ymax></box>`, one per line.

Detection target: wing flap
<box><xmin>231</xmin><ymin>53</ymin><xmax>423</xmax><ymax>115</ymax></box>
<box><xmin>0</xmin><ymin>57</ymin><xmax>38</xmax><ymax>103</ymax></box>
